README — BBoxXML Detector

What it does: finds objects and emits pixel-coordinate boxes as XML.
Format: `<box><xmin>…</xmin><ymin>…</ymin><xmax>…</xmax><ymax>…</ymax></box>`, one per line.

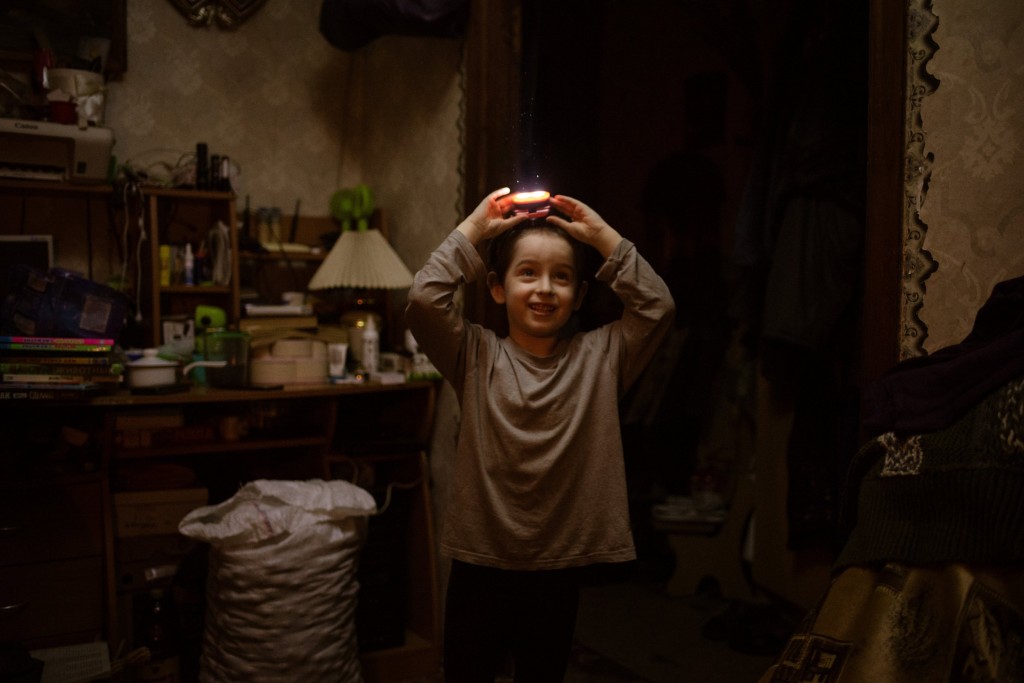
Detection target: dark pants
<box><xmin>443</xmin><ymin>560</ymin><xmax>581</xmax><ymax>683</ymax></box>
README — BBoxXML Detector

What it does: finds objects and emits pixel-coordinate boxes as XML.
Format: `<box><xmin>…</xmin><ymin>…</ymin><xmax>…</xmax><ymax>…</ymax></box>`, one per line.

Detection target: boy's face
<box><xmin>489</xmin><ymin>231</ymin><xmax>587</xmax><ymax>354</ymax></box>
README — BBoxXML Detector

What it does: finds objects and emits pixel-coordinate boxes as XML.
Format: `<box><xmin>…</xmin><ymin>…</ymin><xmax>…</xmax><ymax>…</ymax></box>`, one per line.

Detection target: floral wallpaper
<box><xmin>910</xmin><ymin>0</ymin><xmax>1024</xmax><ymax>353</ymax></box>
<box><xmin>105</xmin><ymin>1</ymin><xmax>463</xmax><ymax>271</ymax></box>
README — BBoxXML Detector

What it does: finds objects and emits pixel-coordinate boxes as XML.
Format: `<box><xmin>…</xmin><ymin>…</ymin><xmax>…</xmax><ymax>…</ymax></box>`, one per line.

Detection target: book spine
<box><xmin>0</xmin><ymin>354</ymin><xmax>116</xmax><ymax>365</ymax></box>
<box><xmin>0</xmin><ymin>363</ymin><xmax>123</xmax><ymax>376</ymax></box>
<box><xmin>0</xmin><ymin>383</ymin><xmax>102</xmax><ymax>400</ymax></box>
<box><xmin>0</xmin><ymin>336</ymin><xmax>116</xmax><ymax>346</ymax></box>
<box><xmin>3</xmin><ymin>373</ymin><xmax>121</xmax><ymax>384</ymax></box>
<box><xmin>238</xmin><ymin>316</ymin><xmax>318</xmax><ymax>331</ymax></box>
<box><xmin>0</xmin><ymin>342</ymin><xmax>113</xmax><ymax>353</ymax></box>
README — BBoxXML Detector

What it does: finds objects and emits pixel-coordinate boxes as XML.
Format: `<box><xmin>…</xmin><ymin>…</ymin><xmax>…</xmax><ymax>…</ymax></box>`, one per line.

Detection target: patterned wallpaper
<box><xmin>105</xmin><ymin>1</ymin><xmax>463</xmax><ymax>272</ymax></box>
<box><xmin>909</xmin><ymin>0</ymin><xmax>1024</xmax><ymax>353</ymax></box>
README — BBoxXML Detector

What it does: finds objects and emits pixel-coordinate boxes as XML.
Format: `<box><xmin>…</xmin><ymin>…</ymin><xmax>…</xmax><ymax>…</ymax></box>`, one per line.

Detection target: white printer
<box><xmin>0</xmin><ymin>118</ymin><xmax>114</xmax><ymax>183</ymax></box>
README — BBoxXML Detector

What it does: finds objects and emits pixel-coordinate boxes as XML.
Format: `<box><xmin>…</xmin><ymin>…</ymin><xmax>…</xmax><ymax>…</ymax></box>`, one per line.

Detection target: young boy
<box><xmin>406</xmin><ymin>188</ymin><xmax>675</xmax><ymax>682</ymax></box>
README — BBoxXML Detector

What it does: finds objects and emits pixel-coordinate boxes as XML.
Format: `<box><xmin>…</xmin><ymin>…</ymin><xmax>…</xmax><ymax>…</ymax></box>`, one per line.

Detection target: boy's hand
<box><xmin>456</xmin><ymin>188</ymin><xmax>529</xmax><ymax>245</ymax></box>
<box><xmin>548</xmin><ymin>195</ymin><xmax>623</xmax><ymax>258</ymax></box>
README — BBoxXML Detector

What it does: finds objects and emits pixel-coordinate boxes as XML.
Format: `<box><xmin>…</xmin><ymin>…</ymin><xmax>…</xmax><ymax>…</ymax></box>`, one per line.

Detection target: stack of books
<box><xmin>238</xmin><ymin>303</ymin><xmax>318</xmax><ymax>337</ymax></box>
<box><xmin>0</xmin><ymin>335</ymin><xmax>123</xmax><ymax>400</ymax></box>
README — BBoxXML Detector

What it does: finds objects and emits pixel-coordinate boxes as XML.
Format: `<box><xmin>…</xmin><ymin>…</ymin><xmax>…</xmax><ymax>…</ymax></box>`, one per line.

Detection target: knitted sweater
<box><xmin>836</xmin><ymin>374</ymin><xmax>1024</xmax><ymax>571</ymax></box>
<box><xmin>406</xmin><ymin>231</ymin><xmax>674</xmax><ymax>570</ymax></box>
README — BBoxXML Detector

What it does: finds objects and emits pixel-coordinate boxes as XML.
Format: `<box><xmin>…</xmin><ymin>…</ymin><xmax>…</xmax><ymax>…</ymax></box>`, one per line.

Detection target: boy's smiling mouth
<box><xmin>529</xmin><ymin>303</ymin><xmax>558</xmax><ymax>315</ymax></box>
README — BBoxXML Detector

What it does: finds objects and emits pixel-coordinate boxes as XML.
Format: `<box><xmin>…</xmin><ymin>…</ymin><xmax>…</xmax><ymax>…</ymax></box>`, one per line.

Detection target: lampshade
<box><xmin>308</xmin><ymin>228</ymin><xmax>414</xmax><ymax>290</ymax></box>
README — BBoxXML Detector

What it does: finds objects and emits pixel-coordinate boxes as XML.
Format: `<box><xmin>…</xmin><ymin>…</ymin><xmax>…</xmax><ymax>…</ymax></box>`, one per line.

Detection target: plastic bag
<box><xmin>319</xmin><ymin>0</ymin><xmax>469</xmax><ymax>51</ymax></box>
<box><xmin>179</xmin><ymin>479</ymin><xmax>376</xmax><ymax>683</ymax></box>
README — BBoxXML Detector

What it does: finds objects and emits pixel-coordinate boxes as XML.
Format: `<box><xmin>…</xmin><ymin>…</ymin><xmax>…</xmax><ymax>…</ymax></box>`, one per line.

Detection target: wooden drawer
<box><xmin>0</xmin><ymin>479</ymin><xmax>104</xmax><ymax>566</ymax></box>
<box><xmin>0</xmin><ymin>557</ymin><xmax>104</xmax><ymax>645</ymax></box>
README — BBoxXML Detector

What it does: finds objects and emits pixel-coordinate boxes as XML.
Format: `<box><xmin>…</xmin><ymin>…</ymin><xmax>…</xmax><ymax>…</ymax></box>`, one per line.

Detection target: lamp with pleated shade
<box><xmin>307</xmin><ymin>192</ymin><xmax>413</xmax><ymax>370</ymax></box>
<box><xmin>307</xmin><ymin>227</ymin><xmax>413</xmax><ymax>291</ymax></box>
<box><xmin>310</xmin><ymin>184</ymin><xmax>413</xmax><ymax>291</ymax></box>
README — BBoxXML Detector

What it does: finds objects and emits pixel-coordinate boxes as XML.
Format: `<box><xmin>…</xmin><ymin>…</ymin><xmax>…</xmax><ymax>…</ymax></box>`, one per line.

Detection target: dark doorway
<box><xmin>514</xmin><ymin>0</ymin><xmax>869</xmax><ymax>568</ymax></box>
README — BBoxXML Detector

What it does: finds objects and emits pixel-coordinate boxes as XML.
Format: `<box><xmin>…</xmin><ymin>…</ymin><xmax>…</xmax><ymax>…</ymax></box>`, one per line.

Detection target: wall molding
<box><xmin>900</xmin><ymin>0</ymin><xmax>941</xmax><ymax>360</ymax></box>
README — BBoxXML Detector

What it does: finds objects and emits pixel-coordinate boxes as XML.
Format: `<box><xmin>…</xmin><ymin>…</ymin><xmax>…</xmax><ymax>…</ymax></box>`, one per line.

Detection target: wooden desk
<box><xmin>0</xmin><ymin>380</ymin><xmax>440</xmax><ymax>682</ymax></box>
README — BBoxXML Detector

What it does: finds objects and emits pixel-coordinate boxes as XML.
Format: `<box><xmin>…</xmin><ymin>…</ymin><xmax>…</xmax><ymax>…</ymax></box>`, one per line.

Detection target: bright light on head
<box><xmin>511</xmin><ymin>190</ymin><xmax>551</xmax><ymax>205</ymax></box>
<box><xmin>510</xmin><ymin>190</ymin><xmax>551</xmax><ymax>217</ymax></box>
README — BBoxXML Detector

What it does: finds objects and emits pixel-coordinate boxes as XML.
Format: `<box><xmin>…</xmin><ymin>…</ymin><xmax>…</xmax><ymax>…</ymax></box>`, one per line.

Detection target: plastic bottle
<box><xmin>137</xmin><ymin>588</ymin><xmax>181</xmax><ymax>682</ymax></box>
<box><xmin>159</xmin><ymin>245</ymin><xmax>171</xmax><ymax>286</ymax></box>
<box><xmin>183</xmin><ymin>243</ymin><xmax>194</xmax><ymax>286</ymax></box>
<box><xmin>218</xmin><ymin>156</ymin><xmax>232</xmax><ymax>191</ymax></box>
<box><xmin>361</xmin><ymin>316</ymin><xmax>379</xmax><ymax>378</ymax></box>
<box><xmin>328</xmin><ymin>342</ymin><xmax>348</xmax><ymax>381</ymax></box>
<box><xmin>195</xmin><ymin>240</ymin><xmax>210</xmax><ymax>283</ymax></box>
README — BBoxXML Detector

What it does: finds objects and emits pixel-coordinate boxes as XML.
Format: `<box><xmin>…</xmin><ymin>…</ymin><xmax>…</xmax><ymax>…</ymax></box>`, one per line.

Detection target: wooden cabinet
<box><xmin>96</xmin><ymin>382</ymin><xmax>440</xmax><ymax>681</ymax></box>
<box><xmin>0</xmin><ymin>476</ymin><xmax>109</xmax><ymax>649</ymax></box>
<box><xmin>1</xmin><ymin>181</ymin><xmax>439</xmax><ymax>677</ymax></box>
<box><xmin>0</xmin><ymin>400</ymin><xmax>111</xmax><ymax>648</ymax></box>
<box><xmin>0</xmin><ymin>381</ymin><xmax>440</xmax><ymax>681</ymax></box>
<box><xmin>140</xmin><ymin>188</ymin><xmax>240</xmax><ymax>347</ymax></box>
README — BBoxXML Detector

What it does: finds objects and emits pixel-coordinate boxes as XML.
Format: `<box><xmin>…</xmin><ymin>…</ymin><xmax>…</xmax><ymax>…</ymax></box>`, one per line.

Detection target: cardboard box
<box><xmin>113</xmin><ymin>488</ymin><xmax>208</xmax><ymax>538</ymax></box>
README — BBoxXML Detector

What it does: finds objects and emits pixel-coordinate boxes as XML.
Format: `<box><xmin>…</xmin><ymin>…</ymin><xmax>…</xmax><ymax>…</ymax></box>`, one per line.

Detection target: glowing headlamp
<box><xmin>510</xmin><ymin>190</ymin><xmax>551</xmax><ymax>217</ymax></box>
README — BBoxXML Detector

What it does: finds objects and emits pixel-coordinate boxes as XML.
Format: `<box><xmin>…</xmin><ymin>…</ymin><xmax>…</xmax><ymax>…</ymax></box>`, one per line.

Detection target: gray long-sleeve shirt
<box><xmin>406</xmin><ymin>230</ymin><xmax>674</xmax><ymax>570</ymax></box>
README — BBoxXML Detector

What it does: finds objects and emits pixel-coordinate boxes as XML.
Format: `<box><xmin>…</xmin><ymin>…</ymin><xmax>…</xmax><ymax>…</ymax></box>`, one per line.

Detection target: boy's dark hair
<box><xmin>486</xmin><ymin>222</ymin><xmax>589</xmax><ymax>285</ymax></box>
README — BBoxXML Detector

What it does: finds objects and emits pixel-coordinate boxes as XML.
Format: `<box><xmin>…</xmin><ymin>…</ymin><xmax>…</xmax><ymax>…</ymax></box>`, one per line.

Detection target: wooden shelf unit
<box><xmin>0</xmin><ymin>182</ymin><xmax>411</xmax><ymax>353</ymax></box>
<box><xmin>0</xmin><ymin>381</ymin><xmax>441</xmax><ymax>682</ymax></box>
<box><xmin>141</xmin><ymin>187</ymin><xmax>240</xmax><ymax>346</ymax></box>
<box><xmin>0</xmin><ymin>181</ymin><xmax>242</xmax><ymax>348</ymax></box>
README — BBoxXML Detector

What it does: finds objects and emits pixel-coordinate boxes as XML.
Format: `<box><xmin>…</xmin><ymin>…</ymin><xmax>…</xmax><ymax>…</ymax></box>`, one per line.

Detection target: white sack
<box><xmin>179</xmin><ymin>479</ymin><xmax>376</xmax><ymax>683</ymax></box>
